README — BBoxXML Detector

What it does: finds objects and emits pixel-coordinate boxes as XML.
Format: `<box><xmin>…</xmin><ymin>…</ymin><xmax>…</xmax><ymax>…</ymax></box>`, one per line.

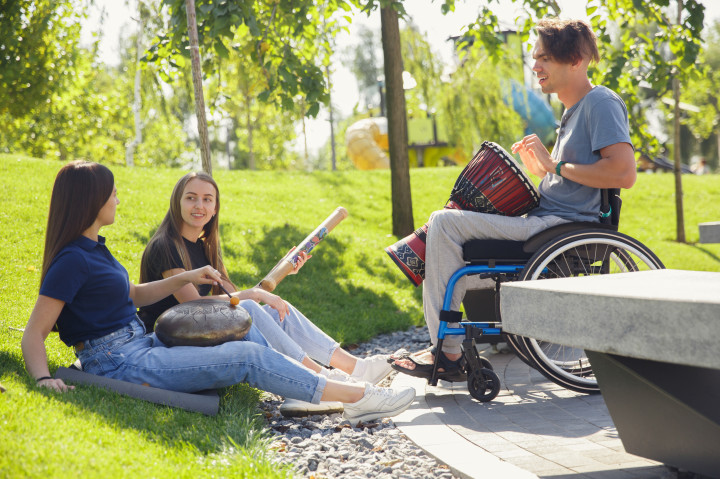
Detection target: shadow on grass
<box><xmin>688</xmin><ymin>243</ymin><xmax>720</xmax><ymax>264</ymax></box>
<box><xmin>130</xmin><ymin>226</ymin><xmax>156</xmax><ymax>248</ymax></box>
<box><xmin>0</xmin><ymin>349</ymin><xmax>274</xmax><ymax>457</ymax></box>
<box><xmin>222</xmin><ymin>223</ymin><xmax>422</xmax><ymax>343</ymax></box>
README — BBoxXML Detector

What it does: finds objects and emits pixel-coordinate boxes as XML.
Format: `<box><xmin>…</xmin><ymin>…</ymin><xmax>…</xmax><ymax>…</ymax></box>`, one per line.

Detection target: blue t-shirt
<box><xmin>40</xmin><ymin>235</ymin><xmax>137</xmax><ymax>346</ymax></box>
<box><xmin>529</xmin><ymin>86</ymin><xmax>632</xmax><ymax>222</ymax></box>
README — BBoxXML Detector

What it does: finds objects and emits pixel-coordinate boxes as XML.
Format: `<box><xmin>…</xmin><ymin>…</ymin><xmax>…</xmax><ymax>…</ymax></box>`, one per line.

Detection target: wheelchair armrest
<box><xmin>522</xmin><ymin>221</ymin><xmax>618</xmax><ymax>253</ymax></box>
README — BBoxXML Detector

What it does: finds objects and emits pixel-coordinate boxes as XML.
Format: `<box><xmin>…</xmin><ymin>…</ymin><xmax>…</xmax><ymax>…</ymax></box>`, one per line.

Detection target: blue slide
<box><xmin>508</xmin><ymin>79</ymin><xmax>558</xmax><ymax>144</ymax></box>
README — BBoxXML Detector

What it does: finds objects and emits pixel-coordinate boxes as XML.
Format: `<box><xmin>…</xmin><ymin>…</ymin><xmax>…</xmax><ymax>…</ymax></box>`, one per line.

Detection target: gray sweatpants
<box><xmin>422</xmin><ymin>209</ymin><xmax>569</xmax><ymax>354</ymax></box>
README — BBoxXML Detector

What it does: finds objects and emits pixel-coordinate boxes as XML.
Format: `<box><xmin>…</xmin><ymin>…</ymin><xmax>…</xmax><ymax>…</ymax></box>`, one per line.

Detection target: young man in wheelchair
<box><xmin>392</xmin><ymin>18</ymin><xmax>637</xmax><ymax>380</ymax></box>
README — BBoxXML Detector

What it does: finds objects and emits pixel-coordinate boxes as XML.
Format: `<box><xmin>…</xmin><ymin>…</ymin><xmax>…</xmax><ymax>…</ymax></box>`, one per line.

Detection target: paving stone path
<box><xmin>263</xmin><ymin>325</ymin><xmax>690</xmax><ymax>479</ymax></box>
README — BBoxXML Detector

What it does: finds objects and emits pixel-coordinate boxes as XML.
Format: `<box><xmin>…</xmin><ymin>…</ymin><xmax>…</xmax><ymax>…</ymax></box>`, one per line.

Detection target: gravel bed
<box><xmin>259</xmin><ymin>325</ymin><xmax>461</xmax><ymax>479</ymax></box>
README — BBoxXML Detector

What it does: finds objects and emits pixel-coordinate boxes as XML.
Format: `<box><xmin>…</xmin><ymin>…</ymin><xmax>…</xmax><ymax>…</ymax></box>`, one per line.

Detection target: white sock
<box><xmin>318</xmin><ymin>367</ymin><xmax>331</xmax><ymax>377</ymax></box>
<box><xmin>350</xmin><ymin>359</ymin><xmax>366</xmax><ymax>379</ymax></box>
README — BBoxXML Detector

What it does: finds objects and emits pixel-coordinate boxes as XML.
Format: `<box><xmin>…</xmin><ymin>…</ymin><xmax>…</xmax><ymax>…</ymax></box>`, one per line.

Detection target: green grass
<box><xmin>1</xmin><ymin>154</ymin><xmax>719</xmax><ymax>477</ymax></box>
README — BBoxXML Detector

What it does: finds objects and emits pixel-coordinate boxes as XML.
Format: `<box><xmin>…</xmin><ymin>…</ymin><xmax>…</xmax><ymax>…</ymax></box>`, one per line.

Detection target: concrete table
<box><xmin>500</xmin><ymin>269</ymin><xmax>720</xmax><ymax>477</ymax></box>
<box><xmin>699</xmin><ymin>221</ymin><xmax>720</xmax><ymax>244</ymax></box>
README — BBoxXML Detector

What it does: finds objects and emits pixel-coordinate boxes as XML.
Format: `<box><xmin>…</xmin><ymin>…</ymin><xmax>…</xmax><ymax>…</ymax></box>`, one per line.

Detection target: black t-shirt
<box><xmin>138</xmin><ymin>237</ymin><xmax>212</xmax><ymax>331</ymax></box>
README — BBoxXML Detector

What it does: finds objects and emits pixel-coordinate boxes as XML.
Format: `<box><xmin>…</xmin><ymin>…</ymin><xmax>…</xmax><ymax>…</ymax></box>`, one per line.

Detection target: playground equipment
<box><xmin>345</xmin><ymin>117</ymin><xmax>390</xmax><ymax>170</ymax></box>
<box><xmin>345</xmin><ymin>82</ymin><xmax>557</xmax><ymax>170</ymax></box>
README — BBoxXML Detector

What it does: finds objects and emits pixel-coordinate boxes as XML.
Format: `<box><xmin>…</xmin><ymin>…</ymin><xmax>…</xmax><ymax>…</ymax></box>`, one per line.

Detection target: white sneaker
<box><xmin>350</xmin><ymin>355</ymin><xmax>393</xmax><ymax>385</ymax></box>
<box><xmin>342</xmin><ymin>384</ymin><xmax>416</xmax><ymax>424</ymax></box>
<box><xmin>324</xmin><ymin>368</ymin><xmax>356</xmax><ymax>383</ymax></box>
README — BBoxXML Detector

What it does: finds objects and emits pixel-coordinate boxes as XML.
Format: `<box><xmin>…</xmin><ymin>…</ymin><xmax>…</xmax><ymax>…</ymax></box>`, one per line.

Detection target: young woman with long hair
<box><xmin>21</xmin><ymin>161</ymin><xmax>414</xmax><ymax>423</ymax></box>
<box><xmin>138</xmin><ymin>172</ymin><xmax>393</xmax><ymax>386</ymax></box>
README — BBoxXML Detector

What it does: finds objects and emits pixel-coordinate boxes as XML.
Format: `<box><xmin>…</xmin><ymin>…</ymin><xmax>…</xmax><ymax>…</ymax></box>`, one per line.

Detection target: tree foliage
<box><xmin>0</xmin><ymin>0</ymin><xmax>84</xmax><ymax>117</ymax></box>
<box><xmin>146</xmin><ymin>0</ymin><xmax>358</xmax><ymax>118</ymax></box>
<box><xmin>460</xmin><ymin>0</ymin><xmax>705</xmax><ymax>158</ymax></box>
<box><xmin>400</xmin><ymin>23</ymin><xmax>442</xmax><ymax>119</ymax></box>
<box><xmin>440</xmin><ymin>45</ymin><xmax>524</xmax><ymax>155</ymax></box>
<box><xmin>680</xmin><ymin>19</ymin><xmax>720</xmax><ymax>169</ymax></box>
<box><xmin>0</xmin><ymin>1</ymin><xmax>192</xmax><ymax>165</ymax></box>
<box><xmin>343</xmin><ymin>24</ymin><xmax>383</xmax><ymax>111</ymax></box>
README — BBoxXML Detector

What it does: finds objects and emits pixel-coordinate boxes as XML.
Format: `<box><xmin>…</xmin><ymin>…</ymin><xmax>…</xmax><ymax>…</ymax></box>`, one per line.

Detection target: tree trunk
<box><xmin>125</xmin><ymin>8</ymin><xmax>143</xmax><ymax>167</ymax></box>
<box><xmin>326</xmin><ymin>64</ymin><xmax>337</xmax><ymax>171</ymax></box>
<box><xmin>380</xmin><ymin>5</ymin><xmax>414</xmax><ymax>237</ymax></box>
<box><xmin>245</xmin><ymin>92</ymin><xmax>255</xmax><ymax>170</ymax></box>
<box><xmin>673</xmin><ymin>1</ymin><xmax>685</xmax><ymax>243</ymax></box>
<box><xmin>185</xmin><ymin>0</ymin><xmax>212</xmax><ymax>175</ymax></box>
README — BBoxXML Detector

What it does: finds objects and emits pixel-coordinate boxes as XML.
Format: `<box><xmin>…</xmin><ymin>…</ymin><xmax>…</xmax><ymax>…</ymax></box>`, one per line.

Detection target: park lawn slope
<box><xmin>1</xmin><ymin>155</ymin><xmax>718</xmax><ymax>477</ymax></box>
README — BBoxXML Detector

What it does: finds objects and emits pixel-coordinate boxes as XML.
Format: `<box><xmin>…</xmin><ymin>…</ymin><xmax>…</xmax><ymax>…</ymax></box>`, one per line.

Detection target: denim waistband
<box><xmin>75</xmin><ymin>316</ymin><xmax>146</xmax><ymax>353</ymax></box>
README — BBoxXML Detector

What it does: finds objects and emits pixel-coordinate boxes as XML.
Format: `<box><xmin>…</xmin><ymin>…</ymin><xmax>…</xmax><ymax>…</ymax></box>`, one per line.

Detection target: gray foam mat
<box><xmin>55</xmin><ymin>367</ymin><xmax>219</xmax><ymax>416</ymax></box>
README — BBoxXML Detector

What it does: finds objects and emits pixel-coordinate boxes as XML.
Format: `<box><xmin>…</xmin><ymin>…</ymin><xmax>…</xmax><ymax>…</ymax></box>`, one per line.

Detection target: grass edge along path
<box><xmin>1</xmin><ymin>155</ymin><xmax>718</xmax><ymax>477</ymax></box>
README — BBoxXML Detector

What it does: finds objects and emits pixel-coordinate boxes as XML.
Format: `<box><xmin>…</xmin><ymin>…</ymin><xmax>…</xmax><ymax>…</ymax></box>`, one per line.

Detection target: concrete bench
<box><xmin>699</xmin><ymin>221</ymin><xmax>720</xmax><ymax>243</ymax></box>
<box><xmin>499</xmin><ymin>269</ymin><xmax>720</xmax><ymax>478</ymax></box>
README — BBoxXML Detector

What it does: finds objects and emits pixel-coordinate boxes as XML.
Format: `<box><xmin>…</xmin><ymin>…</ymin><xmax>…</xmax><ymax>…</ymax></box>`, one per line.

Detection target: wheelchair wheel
<box><xmin>479</xmin><ymin>356</ymin><xmax>493</xmax><ymax>370</ymax></box>
<box><xmin>504</xmin><ymin>333</ymin><xmax>535</xmax><ymax>367</ymax></box>
<box><xmin>467</xmin><ymin>367</ymin><xmax>500</xmax><ymax>402</ymax></box>
<box><xmin>516</xmin><ymin>230</ymin><xmax>664</xmax><ymax>394</ymax></box>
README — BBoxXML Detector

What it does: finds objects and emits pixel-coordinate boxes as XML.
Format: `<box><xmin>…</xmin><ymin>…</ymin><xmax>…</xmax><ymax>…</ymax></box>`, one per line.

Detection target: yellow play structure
<box><xmin>345</xmin><ymin>116</ymin><xmax>463</xmax><ymax>170</ymax></box>
<box><xmin>345</xmin><ymin>117</ymin><xmax>390</xmax><ymax>170</ymax></box>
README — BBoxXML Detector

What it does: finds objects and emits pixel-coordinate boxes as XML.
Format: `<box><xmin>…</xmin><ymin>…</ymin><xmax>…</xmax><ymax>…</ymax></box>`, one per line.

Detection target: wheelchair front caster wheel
<box><xmin>468</xmin><ymin>367</ymin><xmax>500</xmax><ymax>402</ymax></box>
<box><xmin>479</xmin><ymin>356</ymin><xmax>493</xmax><ymax>370</ymax></box>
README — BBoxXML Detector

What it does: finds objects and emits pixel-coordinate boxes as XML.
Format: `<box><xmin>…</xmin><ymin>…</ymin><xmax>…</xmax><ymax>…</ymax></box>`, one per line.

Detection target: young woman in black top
<box><xmin>139</xmin><ymin>172</ymin><xmax>392</xmax><ymax>385</ymax></box>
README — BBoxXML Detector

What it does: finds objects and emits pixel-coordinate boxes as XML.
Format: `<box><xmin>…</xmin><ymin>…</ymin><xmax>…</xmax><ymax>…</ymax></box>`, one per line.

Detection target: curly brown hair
<box><xmin>536</xmin><ymin>18</ymin><xmax>599</xmax><ymax>65</ymax></box>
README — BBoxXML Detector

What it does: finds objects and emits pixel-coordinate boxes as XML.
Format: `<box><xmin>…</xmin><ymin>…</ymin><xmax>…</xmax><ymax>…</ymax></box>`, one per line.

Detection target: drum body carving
<box><xmin>385</xmin><ymin>141</ymin><xmax>539</xmax><ymax>286</ymax></box>
<box><xmin>155</xmin><ymin>299</ymin><xmax>252</xmax><ymax>347</ymax></box>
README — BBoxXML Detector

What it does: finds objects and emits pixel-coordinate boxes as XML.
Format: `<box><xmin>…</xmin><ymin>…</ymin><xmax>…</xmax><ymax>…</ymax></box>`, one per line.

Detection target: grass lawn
<box><xmin>1</xmin><ymin>154</ymin><xmax>718</xmax><ymax>477</ymax></box>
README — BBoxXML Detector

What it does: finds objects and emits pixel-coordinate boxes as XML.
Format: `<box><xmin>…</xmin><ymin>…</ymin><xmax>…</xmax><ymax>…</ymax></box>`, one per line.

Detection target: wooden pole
<box><xmin>380</xmin><ymin>5</ymin><xmax>414</xmax><ymax>237</ymax></box>
<box><xmin>185</xmin><ymin>0</ymin><xmax>212</xmax><ymax>175</ymax></box>
<box><xmin>673</xmin><ymin>0</ymin><xmax>685</xmax><ymax>243</ymax></box>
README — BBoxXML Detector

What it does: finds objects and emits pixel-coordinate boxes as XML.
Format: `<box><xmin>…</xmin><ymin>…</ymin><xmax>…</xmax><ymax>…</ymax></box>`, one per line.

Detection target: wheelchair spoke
<box><xmin>517</xmin><ymin>230</ymin><xmax>664</xmax><ymax>394</ymax></box>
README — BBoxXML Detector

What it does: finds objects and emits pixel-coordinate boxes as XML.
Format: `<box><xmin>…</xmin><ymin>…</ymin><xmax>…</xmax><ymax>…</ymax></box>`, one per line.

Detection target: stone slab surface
<box><xmin>699</xmin><ymin>221</ymin><xmax>720</xmax><ymax>243</ymax></box>
<box><xmin>499</xmin><ymin>269</ymin><xmax>720</xmax><ymax>370</ymax></box>
<box><xmin>392</xmin><ymin>347</ymin><xmax>671</xmax><ymax>478</ymax></box>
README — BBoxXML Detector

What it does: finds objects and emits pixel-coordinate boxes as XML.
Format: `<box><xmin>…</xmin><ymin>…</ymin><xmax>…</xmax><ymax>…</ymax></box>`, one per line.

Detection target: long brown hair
<box><xmin>140</xmin><ymin>172</ymin><xmax>232</xmax><ymax>294</ymax></box>
<box><xmin>41</xmin><ymin>161</ymin><xmax>115</xmax><ymax>285</ymax></box>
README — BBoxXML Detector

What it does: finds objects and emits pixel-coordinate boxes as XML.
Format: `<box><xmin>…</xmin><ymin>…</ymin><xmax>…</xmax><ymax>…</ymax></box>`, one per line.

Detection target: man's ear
<box><xmin>570</xmin><ymin>57</ymin><xmax>590</xmax><ymax>72</ymax></box>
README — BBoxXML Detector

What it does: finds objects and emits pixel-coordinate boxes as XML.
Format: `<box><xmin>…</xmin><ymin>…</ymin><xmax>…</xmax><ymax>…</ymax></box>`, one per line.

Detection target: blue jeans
<box><xmin>75</xmin><ymin>316</ymin><xmax>327</xmax><ymax>403</ymax></box>
<box><xmin>239</xmin><ymin>300</ymin><xmax>339</xmax><ymax>366</ymax></box>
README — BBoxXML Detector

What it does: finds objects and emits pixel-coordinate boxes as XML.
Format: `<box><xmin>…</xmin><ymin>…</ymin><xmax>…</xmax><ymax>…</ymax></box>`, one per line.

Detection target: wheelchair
<box><xmin>431</xmin><ymin>189</ymin><xmax>665</xmax><ymax>402</ymax></box>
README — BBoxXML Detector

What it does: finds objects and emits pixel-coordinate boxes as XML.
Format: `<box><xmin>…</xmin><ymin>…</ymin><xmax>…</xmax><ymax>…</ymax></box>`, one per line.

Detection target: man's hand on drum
<box><xmin>248</xmin><ymin>287</ymin><xmax>291</xmax><ymax>320</ymax></box>
<box><xmin>288</xmin><ymin>248</ymin><xmax>311</xmax><ymax>275</ymax></box>
<box><xmin>512</xmin><ymin>134</ymin><xmax>553</xmax><ymax>177</ymax></box>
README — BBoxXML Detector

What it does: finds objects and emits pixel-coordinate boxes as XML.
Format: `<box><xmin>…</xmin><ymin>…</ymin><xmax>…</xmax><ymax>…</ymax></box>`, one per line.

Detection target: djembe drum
<box><xmin>385</xmin><ymin>141</ymin><xmax>540</xmax><ymax>286</ymax></box>
<box><xmin>155</xmin><ymin>299</ymin><xmax>253</xmax><ymax>347</ymax></box>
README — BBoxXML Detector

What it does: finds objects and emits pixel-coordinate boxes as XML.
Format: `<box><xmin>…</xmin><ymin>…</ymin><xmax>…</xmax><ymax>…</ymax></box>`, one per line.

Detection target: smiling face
<box><xmin>179</xmin><ymin>178</ymin><xmax>217</xmax><ymax>239</ymax></box>
<box><xmin>532</xmin><ymin>38</ymin><xmax>570</xmax><ymax>95</ymax></box>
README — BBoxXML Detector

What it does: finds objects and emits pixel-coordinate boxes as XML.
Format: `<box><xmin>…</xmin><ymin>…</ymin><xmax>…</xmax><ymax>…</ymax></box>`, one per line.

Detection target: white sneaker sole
<box><xmin>342</xmin><ymin>392</ymin><xmax>415</xmax><ymax>423</ymax></box>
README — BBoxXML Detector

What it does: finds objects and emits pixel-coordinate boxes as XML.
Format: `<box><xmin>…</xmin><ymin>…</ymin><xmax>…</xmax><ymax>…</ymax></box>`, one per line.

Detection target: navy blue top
<box><xmin>40</xmin><ymin>235</ymin><xmax>137</xmax><ymax>346</ymax></box>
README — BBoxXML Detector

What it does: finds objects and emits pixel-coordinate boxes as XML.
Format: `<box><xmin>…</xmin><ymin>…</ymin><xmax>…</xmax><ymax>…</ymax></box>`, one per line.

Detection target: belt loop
<box><xmin>74</xmin><ymin>342</ymin><xmax>85</xmax><ymax>353</ymax></box>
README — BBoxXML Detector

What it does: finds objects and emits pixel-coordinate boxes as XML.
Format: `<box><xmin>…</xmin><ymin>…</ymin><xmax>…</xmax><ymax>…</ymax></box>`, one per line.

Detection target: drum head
<box><xmin>155</xmin><ymin>299</ymin><xmax>252</xmax><ymax>347</ymax></box>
